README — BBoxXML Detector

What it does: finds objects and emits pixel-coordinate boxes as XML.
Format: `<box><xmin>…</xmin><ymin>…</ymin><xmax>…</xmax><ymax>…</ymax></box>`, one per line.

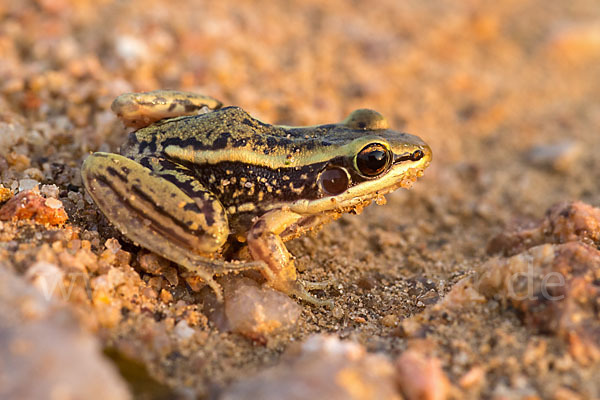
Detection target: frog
<box><xmin>81</xmin><ymin>90</ymin><xmax>432</xmax><ymax>307</ymax></box>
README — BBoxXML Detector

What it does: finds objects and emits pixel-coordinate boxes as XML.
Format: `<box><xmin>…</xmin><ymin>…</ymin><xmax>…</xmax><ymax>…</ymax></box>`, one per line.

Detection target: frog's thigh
<box><xmin>81</xmin><ymin>152</ymin><xmax>228</xmax><ymax>261</ymax></box>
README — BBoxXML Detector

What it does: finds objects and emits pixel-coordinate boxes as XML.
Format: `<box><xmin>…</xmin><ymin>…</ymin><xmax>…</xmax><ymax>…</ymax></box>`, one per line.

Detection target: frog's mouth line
<box><xmin>287</xmin><ymin>154</ymin><xmax>431</xmax><ymax>215</ymax></box>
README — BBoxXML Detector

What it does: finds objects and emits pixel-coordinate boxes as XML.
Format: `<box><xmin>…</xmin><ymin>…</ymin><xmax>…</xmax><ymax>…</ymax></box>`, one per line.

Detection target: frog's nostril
<box><xmin>410</xmin><ymin>149</ymin><xmax>425</xmax><ymax>161</ymax></box>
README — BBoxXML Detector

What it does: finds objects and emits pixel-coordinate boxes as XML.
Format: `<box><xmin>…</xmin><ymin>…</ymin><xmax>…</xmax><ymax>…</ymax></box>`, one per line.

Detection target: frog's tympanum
<box><xmin>82</xmin><ymin>90</ymin><xmax>432</xmax><ymax>307</ymax></box>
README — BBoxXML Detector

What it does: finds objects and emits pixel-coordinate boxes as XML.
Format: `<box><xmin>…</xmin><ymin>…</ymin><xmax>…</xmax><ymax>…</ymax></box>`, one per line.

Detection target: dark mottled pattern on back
<box><xmin>120</xmin><ymin>106</ymin><xmax>386</xmax><ymax>159</ymax></box>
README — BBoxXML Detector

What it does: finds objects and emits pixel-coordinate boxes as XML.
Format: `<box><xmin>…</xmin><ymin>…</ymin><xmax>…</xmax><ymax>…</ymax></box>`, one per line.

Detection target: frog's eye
<box><xmin>319</xmin><ymin>167</ymin><xmax>350</xmax><ymax>196</ymax></box>
<box><xmin>355</xmin><ymin>143</ymin><xmax>391</xmax><ymax>177</ymax></box>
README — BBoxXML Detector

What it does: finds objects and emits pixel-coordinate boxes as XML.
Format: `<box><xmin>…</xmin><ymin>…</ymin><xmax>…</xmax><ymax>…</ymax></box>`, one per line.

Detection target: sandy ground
<box><xmin>1</xmin><ymin>0</ymin><xmax>600</xmax><ymax>399</ymax></box>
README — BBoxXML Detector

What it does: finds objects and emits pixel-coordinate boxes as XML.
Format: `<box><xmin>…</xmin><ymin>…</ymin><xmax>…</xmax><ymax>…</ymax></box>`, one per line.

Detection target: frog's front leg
<box><xmin>81</xmin><ymin>152</ymin><xmax>263</xmax><ymax>301</ymax></box>
<box><xmin>247</xmin><ymin>210</ymin><xmax>334</xmax><ymax>307</ymax></box>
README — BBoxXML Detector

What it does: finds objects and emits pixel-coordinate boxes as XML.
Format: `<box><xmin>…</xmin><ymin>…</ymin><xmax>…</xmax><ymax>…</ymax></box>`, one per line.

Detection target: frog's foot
<box><xmin>181</xmin><ymin>258</ymin><xmax>267</xmax><ymax>301</ymax></box>
<box><xmin>111</xmin><ymin>90</ymin><xmax>223</xmax><ymax>128</ymax></box>
<box><xmin>286</xmin><ymin>279</ymin><xmax>335</xmax><ymax>308</ymax></box>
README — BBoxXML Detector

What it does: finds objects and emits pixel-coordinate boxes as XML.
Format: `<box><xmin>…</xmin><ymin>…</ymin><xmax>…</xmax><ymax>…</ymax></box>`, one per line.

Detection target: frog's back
<box><xmin>121</xmin><ymin>106</ymin><xmax>340</xmax><ymax>160</ymax></box>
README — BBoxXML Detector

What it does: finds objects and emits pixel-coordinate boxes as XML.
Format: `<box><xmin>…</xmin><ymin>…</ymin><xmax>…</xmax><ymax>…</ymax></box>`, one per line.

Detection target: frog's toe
<box><xmin>180</xmin><ymin>258</ymin><xmax>268</xmax><ymax>301</ymax></box>
<box><xmin>207</xmin><ymin>259</ymin><xmax>268</xmax><ymax>275</ymax></box>
<box><xmin>300</xmin><ymin>279</ymin><xmax>335</xmax><ymax>291</ymax></box>
<box><xmin>288</xmin><ymin>280</ymin><xmax>335</xmax><ymax>308</ymax></box>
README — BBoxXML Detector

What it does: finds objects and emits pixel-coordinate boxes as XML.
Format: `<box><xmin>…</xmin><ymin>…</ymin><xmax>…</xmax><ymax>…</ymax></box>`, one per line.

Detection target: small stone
<box><xmin>395</xmin><ymin>349</ymin><xmax>450</xmax><ymax>400</ymax></box>
<box><xmin>0</xmin><ymin>185</ymin><xmax>12</xmax><ymax>203</ymax></box>
<box><xmin>222</xmin><ymin>335</ymin><xmax>399</xmax><ymax>400</ymax></box>
<box><xmin>223</xmin><ymin>277</ymin><xmax>301</xmax><ymax>341</ymax></box>
<box><xmin>160</xmin><ymin>289</ymin><xmax>173</xmax><ymax>304</ymax></box>
<box><xmin>115</xmin><ymin>35</ymin><xmax>150</xmax><ymax>63</ymax></box>
<box><xmin>357</xmin><ymin>275</ymin><xmax>376</xmax><ymax>290</ymax></box>
<box><xmin>526</xmin><ymin>140</ymin><xmax>582</xmax><ymax>172</ymax></box>
<box><xmin>0</xmin><ymin>268</ymin><xmax>131</xmax><ymax>400</ymax></box>
<box><xmin>0</xmin><ymin>190</ymin><xmax>68</xmax><ymax>225</ymax></box>
<box><xmin>141</xmin><ymin>287</ymin><xmax>157</xmax><ymax>300</ymax></box>
<box><xmin>332</xmin><ymin>305</ymin><xmax>344</xmax><ymax>320</ymax></box>
<box><xmin>138</xmin><ymin>252</ymin><xmax>178</xmax><ymax>286</ymax></box>
<box><xmin>174</xmin><ymin>320</ymin><xmax>195</xmax><ymax>340</ymax></box>
<box><xmin>147</xmin><ymin>276</ymin><xmax>163</xmax><ymax>292</ymax></box>
<box><xmin>104</xmin><ymin>238</ymin><xmax>121</xmax><ymax>254</ymax></box>
<box><xmin>40</xmin><ymin>184</ymin><xmax>60</xmax><ymax>198</ymax></box>
<box><xmin>44</xmin><ymin>197</ymin><xmax>63</xmax><ymax>210</ymax></box>
<box><xmin>18</xmin><ymin>179</ymin><xmax>39</xmax><ymax>192</ymax></box>
<box><xmin>459</xmin><ymin>366</ymin><xmax>485</xmax><ymax>389</ymax></box>
<box><xmin>67</xmin><ymin>191</ymin><xmax>81</xmax><ymax>203</ymax></box>
<box><xmin>6</xmin><ymin>152</ymin><xmax>30</xmax><ymax>170</ymax></box>
<box><xmin>107</xmin><ymin>267</ymin><xmax>126</xmax><ymax>288</ymax></box>
<box><xmin>478</xmin><ymin>241</ymin><xmax>600</xmax><ymax>364</ymax></box>
<box><xmin>161</xmin><ymin>267</ymin><xmax>179</xmax><ymax>286</ymax></box>
<box><xmin>23</xmin><ymin>167</ymin><xmax>44</xmax><ymax>181</ymax></box>
<box><xmin>185</xmin><ymin>275</ymin><xmax>204</xmax><ymax>292</ymax></box>
<box><xmin>381</xmin><ymin>314</ymin><xmax>398</xmax><ymax>327</ymax></box>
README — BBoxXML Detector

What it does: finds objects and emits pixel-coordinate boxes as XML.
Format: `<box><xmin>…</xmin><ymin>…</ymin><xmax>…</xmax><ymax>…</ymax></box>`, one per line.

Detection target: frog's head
<box><xmin>289</xmin><ymin>109</ymin><xmax>432</xmax><ymax>215</ymax></box>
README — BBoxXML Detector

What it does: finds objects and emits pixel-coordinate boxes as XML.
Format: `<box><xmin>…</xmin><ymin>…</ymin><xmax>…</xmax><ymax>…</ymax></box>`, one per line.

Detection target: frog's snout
<box><xmin>421</xmin><ymin>143</ymin><xmax>433</xmax><ymax>163</ymax></box>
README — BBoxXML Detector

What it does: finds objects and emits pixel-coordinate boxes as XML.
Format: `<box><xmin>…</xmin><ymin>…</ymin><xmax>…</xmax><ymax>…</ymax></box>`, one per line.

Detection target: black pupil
<box><xmin>357</xmin><ymin>145</ymin><xmax>389</xmax><ymax>176</ymax></box>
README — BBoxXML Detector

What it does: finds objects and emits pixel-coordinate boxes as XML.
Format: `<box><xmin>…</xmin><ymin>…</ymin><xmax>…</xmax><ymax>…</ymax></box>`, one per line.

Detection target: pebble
<box><xmin>223</xmin><ymin>277</ymin><xmax>301</xmax><ymax>341</ymax></box>
<box><xmin>395</xmin><ymin>349</ymin><xmax>450</xmax><ymax>400</ymax></box>
<box><xmin>18</xmin><ymin>179</ymin><xmax>39</xmax><ymax>192</ymax></box>
<box><xmin>487</xmin><ymin>201</ymin><xmax>600</xmax><ymax>256</ymax></box>
<box><xmin>40</xmin><ymin>184</ymin><xmax>60</xmax><ymax>198</ymax></box>
<box><xmin>332</xmin><ymin>305</ymin><xmax>345</xmax><ymax>320</ymax></box>
<box><xmin>44</xmin><ymin>197</ymin><xmax>63</xmax><ymax>210</ymax></box>
<box><xmin>0</xmin><ymin>268</ymin><xmax>131</xmax><ymax>400</ymax></box>
<box><xmin>23</xmin><ymin>168</ymin><xmax>44</xmax><ymax>181</ymax></box>
<box><xmin>104</xmin><ymin>238</ymin><xmax>121</xmax><ymax>254</ymax></box>
<box><xmin>478</xmin><ymin>242</ymin><xmax>600</xmax><ymax>364</ymax></box>
<box><xmin>0</xmin><ymin>190</ymin><xmax>68</xmax><ymax>225</ymax></box>
<box><xmin>0</xmin><ymin>185</ymin><xmax>12</xmax><ymax>203</ymax></box>
<box><xmin>459</xmin><ymin>366</ymin><xmax>485</xmax><ymax>389</ymax></box>
<box><xmin>138</xmin><ymin>252</ymin><xmax>179</xmax><ymax>286</ymax></box>
<box><xmin>222</xmin><ymin>334</ymin><xmax>400</xmax><ymax>400</ymax></box>
<box><xmin>381</xmin><ymin>314</ymin><xmax>398</xmax><ymax>327</ymax></box>
<box><xmin>115</xmin><ymin>35</ymin><xmax>150</xmax><ymax>63</ymax></box>
<box><xmin>526</xmin><ymin>140</ymin><xmax>582</xmax><ymax>172</ymax></box>
<box><xmin>174</xmin><ymin>319</ymin><xmax>195</xmax><ymax>340</ymax></box>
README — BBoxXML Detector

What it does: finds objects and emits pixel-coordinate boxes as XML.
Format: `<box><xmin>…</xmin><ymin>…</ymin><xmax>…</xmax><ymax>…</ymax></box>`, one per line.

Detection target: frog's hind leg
<box><xmin>112</xmin><ymin>90</ymin><xmax>223</xmax><ymax>129</ymax></box>
<box><xmin>81</xmin><ymin>152</ymin><xmax>260</xmax><ymax>301</ymax></box>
